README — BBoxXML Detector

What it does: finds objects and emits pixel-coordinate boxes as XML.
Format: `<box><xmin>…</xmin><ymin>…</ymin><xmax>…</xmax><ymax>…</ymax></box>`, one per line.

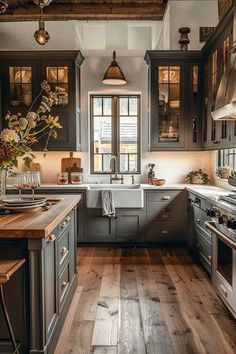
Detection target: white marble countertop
<box><xmin>7</xmin><ymin>183</ymin><xmax>231</xmax><ymax>199</ymax></box>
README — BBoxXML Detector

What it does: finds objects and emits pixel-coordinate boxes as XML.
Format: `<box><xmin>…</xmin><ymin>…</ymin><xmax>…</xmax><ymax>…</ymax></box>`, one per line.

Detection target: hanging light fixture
<box><xmin>102</xmin><ymin>51</ymin><xmax>126</xmax><ymax>85</ymax></box>
<box><xmin>0</xmin><ymin>0</ymin><xmax>8</xmax><ymax>14</ymax></box>
<box><xmin>34</xmin><ymin>1</ymin><xmax>50</xmax><ymax>45</ymax></box>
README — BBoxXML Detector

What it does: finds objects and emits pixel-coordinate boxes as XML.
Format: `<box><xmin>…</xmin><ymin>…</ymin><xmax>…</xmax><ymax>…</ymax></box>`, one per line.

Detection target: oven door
<box><xmin>205</xmin><ymin>221</ymin><xmax>236</xmax><ymax>317</ymax></box>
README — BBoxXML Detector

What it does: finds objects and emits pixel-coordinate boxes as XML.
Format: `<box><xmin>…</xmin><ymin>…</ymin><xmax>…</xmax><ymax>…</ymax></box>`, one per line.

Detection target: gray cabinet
<box><xmin>86</xmin><ymin>209</ymin><xmax>116</xmax><ymax>242</ymax></box>
<box><xmin>116</xmin><ymin>209</ymin><xmax>145</xmax><ymax>242</ymax></box>
<box><xmin>85</xmin><ymin>208</ymin><xmax>145</xmax><ymax>243</ymax></box>
<box><xmin>187</xmin><ymin>192</ymin><xmax>212</xmax><ymax>274</ymax></box>
<box><xmin>145</xmin><ymin>190</ymin><xmax>187</xmax><ymax>243</ymax></box>
<box><xmin>0</xmin><ymin>208</ymin><xmax>77</xmax><ymax>354</ymax></box>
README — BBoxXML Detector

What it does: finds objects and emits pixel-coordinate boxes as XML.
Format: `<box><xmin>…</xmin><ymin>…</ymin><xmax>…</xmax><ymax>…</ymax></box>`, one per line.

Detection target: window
<box><xmin>217</xmin><ymin>149</ymin><xmax>236</xmax><ymax>169</ymax></box>
<box><xmin>90</xmin><ymin>95</ymin><xmax>141</xmax><ymax>174</ymax></box>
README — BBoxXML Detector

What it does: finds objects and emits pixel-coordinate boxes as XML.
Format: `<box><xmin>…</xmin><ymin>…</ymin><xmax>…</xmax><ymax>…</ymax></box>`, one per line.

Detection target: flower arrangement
<box><xmin>216</xmin><ymin>166</ymin><xmax>230</xmax><ymax>179</ymax></box>
<box><xmin>0</xmin><ymin>81</ymin><xmax>62</xmax><ymax>170</ymax></box>
<box><xmin>186</xmin><ymin>169</ymin><xmax>210</xmax><ymax>184</ymax></box>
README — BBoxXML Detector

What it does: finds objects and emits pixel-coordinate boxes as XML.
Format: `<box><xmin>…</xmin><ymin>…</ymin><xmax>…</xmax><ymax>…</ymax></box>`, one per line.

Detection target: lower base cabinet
<box><xmin>0</xmin><ymin>208</ymin><xmax>77</xmax><ymax>354</ymax></box>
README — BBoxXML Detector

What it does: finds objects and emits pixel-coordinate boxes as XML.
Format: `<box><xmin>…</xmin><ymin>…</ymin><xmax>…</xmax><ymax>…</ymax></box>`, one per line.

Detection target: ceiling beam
<box><xmin>0</xmin><ymin>2</ymin><xmax>166</xmax><ymax>22</ymax></box>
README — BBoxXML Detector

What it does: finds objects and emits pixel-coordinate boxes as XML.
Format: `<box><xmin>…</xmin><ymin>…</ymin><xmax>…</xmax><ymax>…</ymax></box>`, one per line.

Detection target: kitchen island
<box><xmin>0</xmin><ymin>195</ymin><xmax>81</xmax><ymax>354</ymax></box>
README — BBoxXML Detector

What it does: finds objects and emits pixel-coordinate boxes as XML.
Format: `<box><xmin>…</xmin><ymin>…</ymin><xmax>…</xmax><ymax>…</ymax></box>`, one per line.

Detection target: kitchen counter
<box><xmin>0</xmin><ymin>194</ymin><xmax>81</xmax><ymax>239</ymax></box>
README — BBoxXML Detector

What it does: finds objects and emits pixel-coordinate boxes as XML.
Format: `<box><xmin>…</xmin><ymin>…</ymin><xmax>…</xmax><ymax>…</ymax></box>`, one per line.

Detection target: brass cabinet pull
<box><xmin>66</xmin><ymin>216</ymin><xmax>71</xmax><ymax>222</ymax></box>
<box><xmin>61</xmin><ymin>281</ymin><xmax>67</xmax><ymax>289</ymax></box>
<box><xmin>196</xmin><ymin>218</ymin><xmax>200</xmax><ymax>224</ymax></box>
<box><xmin>161</xmin><ymin>230</ymin><xmax>168</xmax><ymax>235</ymax></box>
<box><xmin>207</xmin><ymin>255</ymin><xmax>212</xmax><ymax>261</ymax></box>
<box><xmin>47</xmin><ymin>234</ymin><xmax>56</xmax><ymax>243</ymax></box>
<box><xmin>162</xmin><ymin>196</ymin><xmax>170</xmax><ymax>200</ymax></box>
<box><xmin>61</xmin><ymin>246</ymin><xmax>67</xmax><ymax>255</ymax></box>
<box><xmin>162</xmin><ymin>214</ymin><xmax>169</xmax><ymax>219</ymax></box>
<box><xmin>61</xmin><ymin>221</ymin><xmax>67</xmax><ymax>228</ymax></box>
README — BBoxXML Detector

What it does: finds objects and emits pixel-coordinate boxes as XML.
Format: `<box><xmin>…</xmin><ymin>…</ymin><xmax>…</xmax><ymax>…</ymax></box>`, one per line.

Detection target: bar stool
<box><xmin>0</xmin><ymin>259</ymin><xmax>25</xmax><ymax>354</ymax></box>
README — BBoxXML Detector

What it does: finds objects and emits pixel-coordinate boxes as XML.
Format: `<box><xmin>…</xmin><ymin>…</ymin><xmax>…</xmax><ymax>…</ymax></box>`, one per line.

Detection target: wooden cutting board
<box><xmin>61</xmin><ymin>152</ymin><xmax>81</xmax><ymax>173</ymax></box>
<box><xmin>22</xmin><ymin>162</ymin><xmax>40</xmax><ymax>173</ymax></box>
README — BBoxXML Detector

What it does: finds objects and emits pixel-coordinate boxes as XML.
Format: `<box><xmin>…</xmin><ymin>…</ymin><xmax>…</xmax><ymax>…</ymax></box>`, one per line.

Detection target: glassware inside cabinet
<box><xmin>9</xmin><ymin>67</ymin><xmax>32</xmax><ymax>107</ymax></box>
<box><xmin>46</xmin><ymin>66</ymin><xmax>69</xmax><ymax>105</ymax></box>
<box><xmin>158</xmin><ymin>66</ymin><xmax>180</xmax><ymax>143</ymax></box>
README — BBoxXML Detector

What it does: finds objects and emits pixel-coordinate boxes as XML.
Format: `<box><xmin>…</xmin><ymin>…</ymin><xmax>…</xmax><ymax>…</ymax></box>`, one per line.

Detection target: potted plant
<box><xmin>228</xmin><ymin>170</ymin><xmax>236</xmax><ymax>187</ymax></box>
<box><xmin>0</xmin><ymin>81</ymin><xmax>62</xmax><ymax>197</ymax></box>
<box><xmin>216</xmin><ymin>166</ymin><xmax>230</xmax><ymax>179</ymax></box>
<box><xmin>186</xmin><ymin>169</ymin><xmax>210</xmax><ymax>185</ymax></box>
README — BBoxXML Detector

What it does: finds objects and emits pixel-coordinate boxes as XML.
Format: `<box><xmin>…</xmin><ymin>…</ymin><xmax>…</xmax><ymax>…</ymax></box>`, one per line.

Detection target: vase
<box><xmin>0</xmin><ymin>169</ymin><xmax>7</xmax><ymax>199</ymax></box>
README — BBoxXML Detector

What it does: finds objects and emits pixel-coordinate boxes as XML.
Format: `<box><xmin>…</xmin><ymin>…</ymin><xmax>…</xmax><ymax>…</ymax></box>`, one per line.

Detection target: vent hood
<box><xmin>212</xmin><ymin>1</ymin><xmax>236</xmax><ymax>120</ymax></box>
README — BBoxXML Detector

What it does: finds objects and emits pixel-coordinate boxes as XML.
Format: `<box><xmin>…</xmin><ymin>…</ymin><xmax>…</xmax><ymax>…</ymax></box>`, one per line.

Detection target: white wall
<box><xmin>163</xmin><ymin>0</ymin><xmax>219</xmax><ymax>50</ymax></box>
<box><xmin>27</xmin><ymin>55</ymin><xmax>214</xmax><ymax>184</ymax></box>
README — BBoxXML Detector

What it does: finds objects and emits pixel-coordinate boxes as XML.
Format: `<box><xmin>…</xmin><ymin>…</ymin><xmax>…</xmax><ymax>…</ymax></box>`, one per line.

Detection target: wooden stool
<box><xmin>0</xmin><ymin>259</ymin><xmax>25</xmax><ymax>354</ymax></box>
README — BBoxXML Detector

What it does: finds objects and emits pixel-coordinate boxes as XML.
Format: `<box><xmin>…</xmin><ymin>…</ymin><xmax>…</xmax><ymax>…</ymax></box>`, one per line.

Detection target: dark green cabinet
<box><xmin>0</xmin><ymin>51</ymin><xmax>84</xmax><ymax>151</ymax></box>
<box><xmin>116</xmin><ymin>209</ymin><xmax>145</xmax><ymax>241</ymax></box>
<box><xmin>145</xmin><ymin>51</ymin><xmax>203</xmax><ymax>151</ymax></box>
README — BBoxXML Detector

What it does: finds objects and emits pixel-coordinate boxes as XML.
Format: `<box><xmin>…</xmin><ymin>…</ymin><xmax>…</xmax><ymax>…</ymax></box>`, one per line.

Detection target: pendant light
<box><xmin>34</xmin><ymin>2</ymin><xmax>50</xmax><ymax>45</ymax></box>
<box><xmin>102</xmin><ymin>51</ymin><xmax>126</xmax><ymax>85</ymax></box>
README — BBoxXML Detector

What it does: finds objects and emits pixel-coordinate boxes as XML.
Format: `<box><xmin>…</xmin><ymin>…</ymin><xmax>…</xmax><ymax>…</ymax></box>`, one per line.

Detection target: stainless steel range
<box><xmin>205</xmin><ymin>194</ymin><xmax>236</xmax><ymax>318</ymax></box>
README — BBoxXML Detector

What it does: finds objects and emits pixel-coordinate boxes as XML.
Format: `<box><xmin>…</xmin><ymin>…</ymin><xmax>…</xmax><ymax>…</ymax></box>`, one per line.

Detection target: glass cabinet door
<box><xmin>9</xmin><ymin>66</ymin><xmax>32</xmax><ymax>107</ymax></box>
<box><xmin>157</xmin><ymin>66</ymin><xmax>181</xmax><ymax>144</ymax></box>
<box><xmin>46</xmin><ymin>66</ymin><xmax>69</xmax><ymax>105</ymax></box>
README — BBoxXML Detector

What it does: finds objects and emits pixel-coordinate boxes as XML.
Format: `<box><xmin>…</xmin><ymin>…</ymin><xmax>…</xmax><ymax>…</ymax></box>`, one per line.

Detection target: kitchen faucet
<box><xmin>110</xmin><ymin>154</ymin><xmax>123</xmax><ymax>184</ymax></box>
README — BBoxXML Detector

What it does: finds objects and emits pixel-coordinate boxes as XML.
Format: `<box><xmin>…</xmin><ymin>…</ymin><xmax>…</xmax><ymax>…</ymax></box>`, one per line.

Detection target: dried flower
<box><xmin>19</xmin><ymin>118</ymin><xmax>28</xmax><ymax>130</ymax></box>
<box><xmin>46</xmin><ymin>115</ymin><xmax>62</xmax><ymax>129</ymax></box>
<box><xmin>0</xmin><ymin>129</ymin><xmax>19</xmax><ymax>143</ymax></box>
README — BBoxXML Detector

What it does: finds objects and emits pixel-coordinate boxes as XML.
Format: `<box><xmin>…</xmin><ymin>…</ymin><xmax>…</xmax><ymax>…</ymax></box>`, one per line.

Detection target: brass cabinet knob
<box><xmin>61</xmin><ymin>246</ymin><xmax>67</xmax><ymax>254</ymax></box>
<box><xmin>207</xmin><ymin>255</ymin><xmax>212</xmax><ymax>261</ymax></box>
<box><xmin>47</xmin><ymin>234</ymin><xmax>56</xmax><ymax>243</ymax></box>
<box><xmin>66</xmin><ymin>216</ymin><xmax>71</xmax><ymax>222</ymax></box>
<box><xmin>61</xmin><ymin>281</ymin><xmax>67</xmax><ymax>289</ymax></box>
<box><xmin>162</xmin><ymin>196</ymin><xmax>171</xmax><ymax>200</ymax></box>
<box><xmin>162</xmin><ymin>214</ymin><xmax>169</xmax><ymax>219</ymax></box>
<box><xmin>196</xmin><ymin>218</ymin><xmax>200</xmax><ymax>224</ymax></box>
<box><xmin>61</xmin><ymin>221</ymin><xmax>67</xmax><ymax>228</ymax></box>
<box><xmin>161</xmin><ymin>230</ymin><xmax>168</xmax><ymax>235</ymax></box>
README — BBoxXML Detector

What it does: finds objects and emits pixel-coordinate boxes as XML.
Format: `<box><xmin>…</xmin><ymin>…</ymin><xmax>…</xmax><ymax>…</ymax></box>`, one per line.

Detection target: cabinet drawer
<box><xmin>58</xmin><ymin>226</ymin><xmax>70</xmax><ymax>272</ymax></box>
<box><xmin>146</xmin><ymin>190</ymin><xmax>186</xmax><ymax>203</ymax></box>
<box><xmin>147</xmin><ymin>202</ymin><xmax>186</xmax><ymax>222</ymax></box>
<box><xmin>58</xmin><ymin>212</ymin><xmax>72</xmax><ymax>236</ymax></box>
<box><xmin>146</xmin><ymin>222</ymin><xmax>186</xmax><ymax>242</ymax></box>
<box><xmin>194</xmin><ymin>207</ymin><xmax>211</xmax><ymax>238</ymax></box>
<box><xmin>58</xmin><ymin>262</ymin><xmax>70</xmax><ymax>310</ymax></box>
<box><xmin>195</xmin><ymin>230</ymin><xmax>212</xmax><ymax>274</ymax></box>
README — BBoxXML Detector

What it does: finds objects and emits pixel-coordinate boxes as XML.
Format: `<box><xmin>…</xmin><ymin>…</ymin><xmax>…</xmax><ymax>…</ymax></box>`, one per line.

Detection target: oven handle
<box><xmin>205</xmin><ymin>221</ymin><xmax>236</xmax><ymax>250</ymax></box>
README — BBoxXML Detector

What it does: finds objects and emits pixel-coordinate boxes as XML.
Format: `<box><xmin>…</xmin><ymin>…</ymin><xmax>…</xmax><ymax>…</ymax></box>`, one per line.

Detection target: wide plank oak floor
<box><xmin>55</xmin><ymin>247</ymin><xmax>236</xmax><ymax>354</ymax></box>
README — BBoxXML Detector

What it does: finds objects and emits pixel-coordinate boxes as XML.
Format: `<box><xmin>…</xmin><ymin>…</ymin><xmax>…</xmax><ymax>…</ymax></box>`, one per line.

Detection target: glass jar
<box><xmin>57</xmin><ymin>172</ymin><xmax>69</xmax><ymax>185</ymax></box>
<box><xmin>71</xmin><ymin>171</ymin><xmax>83</xmax><ymax>184</ymax></box>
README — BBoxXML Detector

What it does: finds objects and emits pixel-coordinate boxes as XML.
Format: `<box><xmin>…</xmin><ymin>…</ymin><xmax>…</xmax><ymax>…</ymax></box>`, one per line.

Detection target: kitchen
<box><xmin>0</xmin><ymin>0</ymin><xmax>236</xmax><ymax>353</ymax></box>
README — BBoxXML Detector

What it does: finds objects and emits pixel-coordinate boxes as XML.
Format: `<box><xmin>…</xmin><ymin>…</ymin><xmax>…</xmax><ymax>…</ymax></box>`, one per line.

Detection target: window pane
<box><xmin>129</xmin><ymin>97</ymin><xmax>138</xmax><ymax>115</ymax></box>
<box><xmin>120</xmin><ymin>154</ymin><xmax>138</xmax><ymax>173</ymax></box>
<box><xmin>93</xmin><ymin>97</ymin><xmax>103</xmax><ymax>116</ymax></box>
<box><xmin>103</xmin><ymin>97</ymin><xmax>112</xmax><ymax>115</ymax></box>
<box><xmin>93</xmin><ymin>116</ymin><xmax>112</xmax><ymax>153</ymax></box>
<box><xmin>119</xmin><ymin>97</ymin><xmax>128</xmax><ymax>116</ymax></box>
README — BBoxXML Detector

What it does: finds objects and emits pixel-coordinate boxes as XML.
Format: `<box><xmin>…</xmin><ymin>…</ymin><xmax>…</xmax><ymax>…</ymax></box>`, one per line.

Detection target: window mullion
<box><xmin>113</xmin><ymin>96</ymin><xmax>119</xmax><ymax>167</ymax></box>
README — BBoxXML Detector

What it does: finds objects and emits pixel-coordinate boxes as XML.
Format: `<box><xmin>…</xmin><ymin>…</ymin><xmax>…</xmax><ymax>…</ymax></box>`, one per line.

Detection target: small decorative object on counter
<box><xmin>186</xmin><ymin>169</ymin><xmax>210</xmax><ymax>184</ymax></box>
<box><xmin>71</xmin><ymin>168</ymin><xmax>83</xmax><ymax>184</ymax></box>
<box><xmin>61</xmin><ymin>152</ymin><xmax>81</xmax><ymax>183</ymax></box>
<box><xmin>216</xmin><ymin>166</ymin><xmax>230</xmax><ymax>179</ymax></box>
<box><xmin>57</xmin><ymin>172</ymin><xmax>69</xmax><ymax>185</ymax></box>
<box><xmin>150</xmin><ymin>178</ymin><xmax>166</xmax><ymax>186</ymax></box>
<box><xmin>179</xmin><ymin>27</ymin><xmax>190</xmax><ymax>51</ymax></box>
<box><xmin>148</xmin><ymin>163</ymin><xmax>155</xmax><ymax>184</ymax></box>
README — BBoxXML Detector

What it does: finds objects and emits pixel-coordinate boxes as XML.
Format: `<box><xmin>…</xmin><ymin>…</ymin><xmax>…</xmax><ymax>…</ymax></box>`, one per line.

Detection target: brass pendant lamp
<box><xmin>102</xmin><ymin>51</ymin><xmax>127</xmax><ymax>85</ymax></box>
<box><xmin>34</xmin><ymin>0</ymin><xmax>50</xmax><ymax>45</ymax></box>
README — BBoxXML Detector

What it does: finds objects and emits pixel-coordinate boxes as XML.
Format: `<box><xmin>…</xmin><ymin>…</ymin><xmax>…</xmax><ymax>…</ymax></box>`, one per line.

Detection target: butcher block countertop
<box><xmin>0</xmin><ymin>195</ymin><xmax>81</xmax><ymax>239</ymax></box>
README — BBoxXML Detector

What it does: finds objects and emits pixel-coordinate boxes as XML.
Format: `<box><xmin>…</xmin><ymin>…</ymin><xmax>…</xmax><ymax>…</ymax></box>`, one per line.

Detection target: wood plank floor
<box><xmin>55</xmin><ymin>247</ymin><xmax>236</xmax><ymax>354</ymax></box>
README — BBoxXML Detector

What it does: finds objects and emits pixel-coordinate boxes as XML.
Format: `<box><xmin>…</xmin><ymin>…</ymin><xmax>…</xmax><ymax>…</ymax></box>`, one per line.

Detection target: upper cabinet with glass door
<box><xmin>145</xmin><ymin>51</ymin><xmax>203</xmax><ymax>151</ymax></box>
<box><xmin>0</xmin><ymin>51</ymin><xmax>84</xmax><ymax>150</ymax></box>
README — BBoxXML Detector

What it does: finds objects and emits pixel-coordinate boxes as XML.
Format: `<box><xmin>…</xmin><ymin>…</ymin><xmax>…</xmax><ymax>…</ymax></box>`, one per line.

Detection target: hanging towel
<box><xmin>101</xmin><ymin>190</ymin><xmax>116</xmax><ymax>217</ymax></box>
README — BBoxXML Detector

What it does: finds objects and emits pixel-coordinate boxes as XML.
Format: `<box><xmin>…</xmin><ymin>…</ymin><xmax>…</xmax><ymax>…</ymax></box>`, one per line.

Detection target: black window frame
<box><xmin>90</xmin><ymin>94</ymin><xmax>141</xmax><ymax>174</ymax></box>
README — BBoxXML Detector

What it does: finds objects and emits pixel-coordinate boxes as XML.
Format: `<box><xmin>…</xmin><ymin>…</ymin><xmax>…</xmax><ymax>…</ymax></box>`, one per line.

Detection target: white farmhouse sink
<box><xmin>86</xmin><ymin>184</ymin><xmax>144</xmax><ymax>208</ymax></box>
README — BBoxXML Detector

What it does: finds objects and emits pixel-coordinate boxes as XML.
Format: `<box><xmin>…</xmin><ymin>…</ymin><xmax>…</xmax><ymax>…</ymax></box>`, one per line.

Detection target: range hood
<box><xmin>212</xmin><ymin>1</ymin><xmax>236</xmax><ymax>120</ymax></box>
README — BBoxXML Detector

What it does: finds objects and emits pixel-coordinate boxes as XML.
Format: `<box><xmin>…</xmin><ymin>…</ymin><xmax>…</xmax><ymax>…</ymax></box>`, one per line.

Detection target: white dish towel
<box><xmin>101</xmin><ymin>190</ymin><xmax>116</xmax><ymax>217</ymax></box>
